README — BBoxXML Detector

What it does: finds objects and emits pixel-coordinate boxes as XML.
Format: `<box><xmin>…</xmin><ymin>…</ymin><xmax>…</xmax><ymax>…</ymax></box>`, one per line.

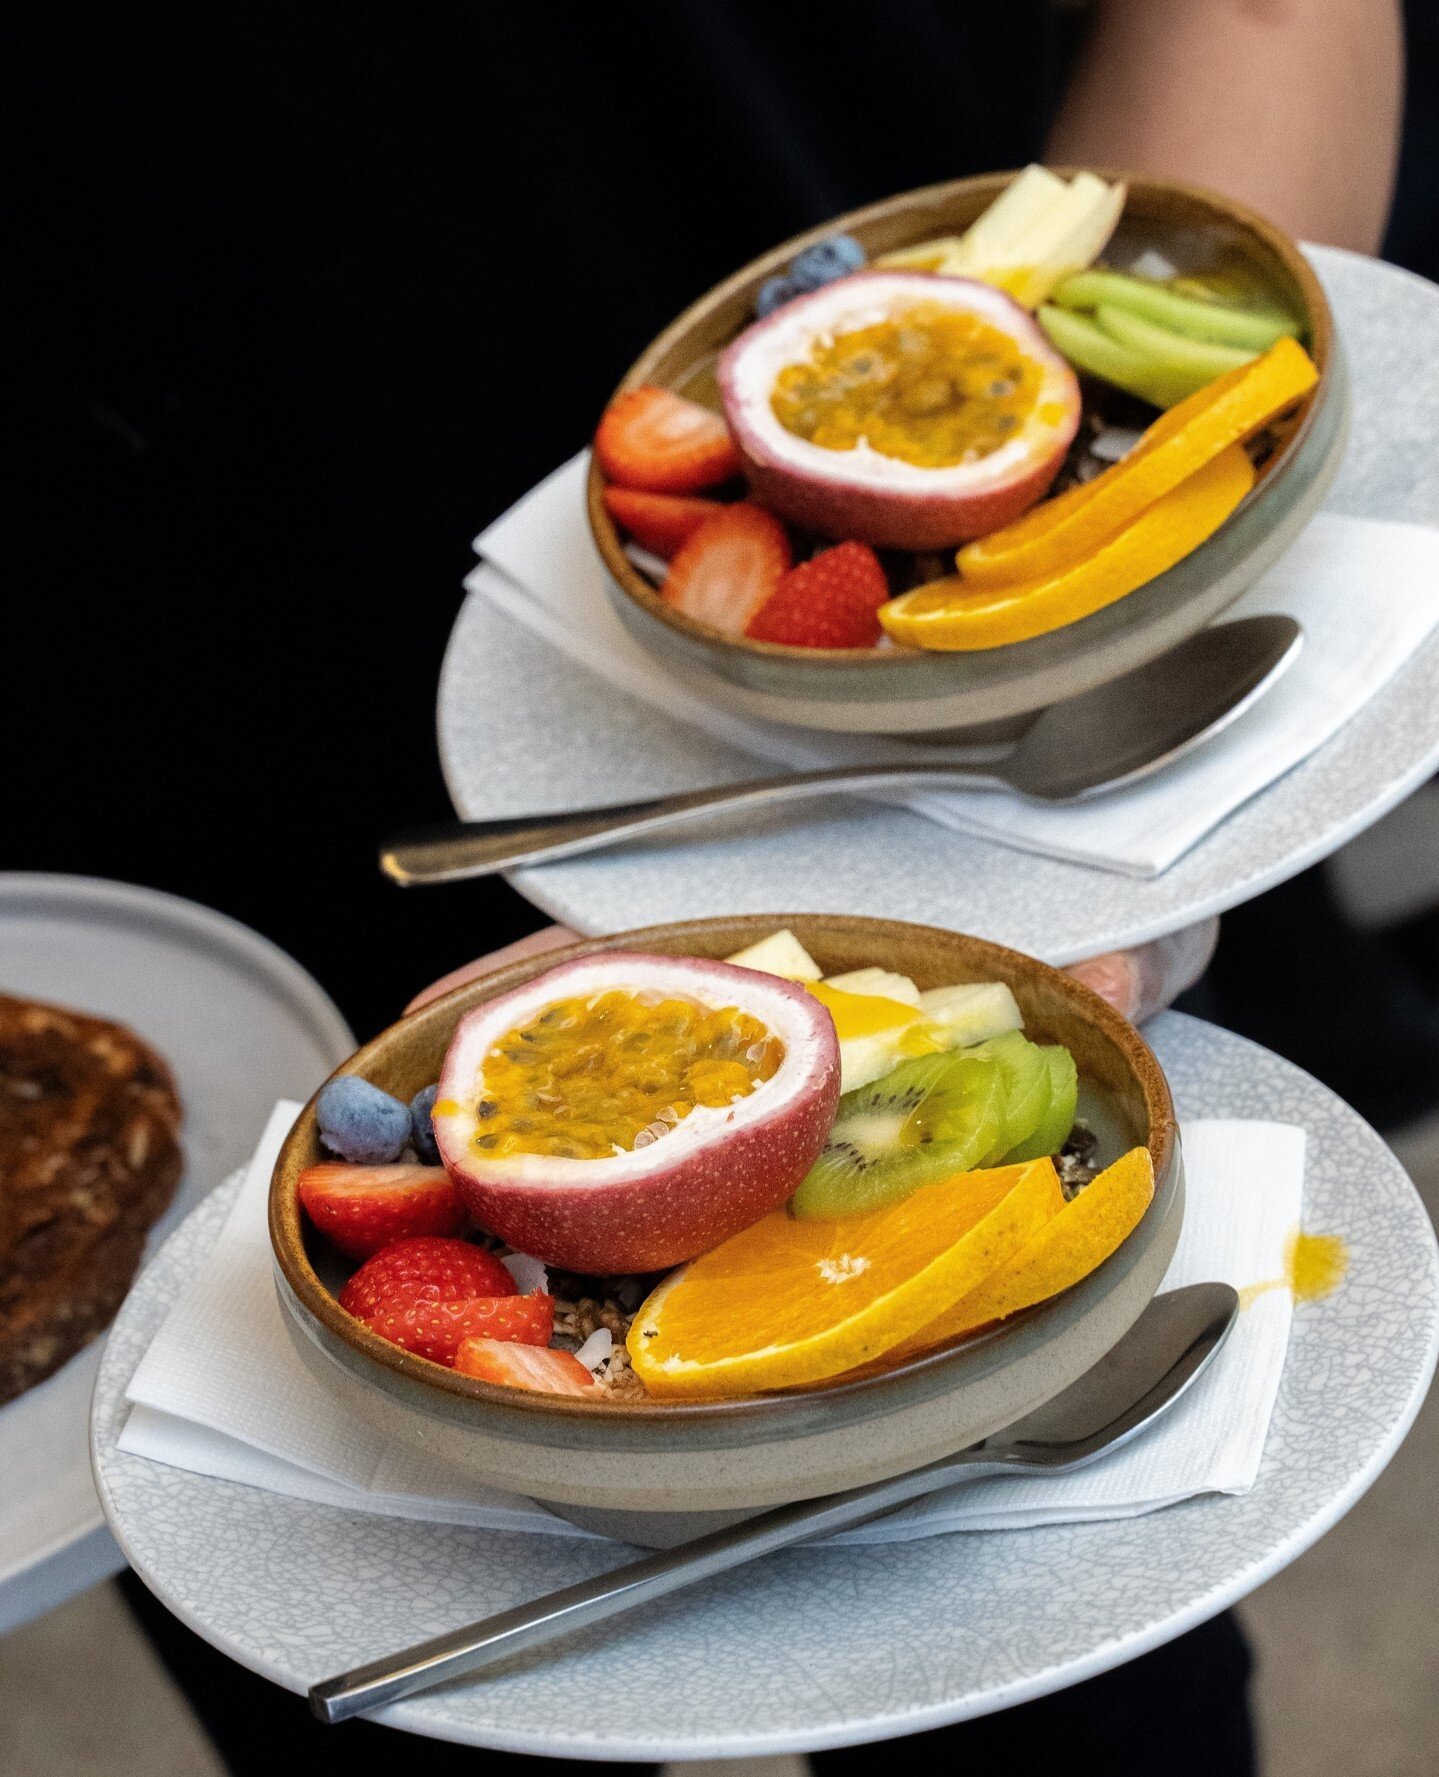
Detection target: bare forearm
<box><xmin>1047</xmin><ymin>0</ymin><xmax>1404</xmax><ymax>252</ymax></box>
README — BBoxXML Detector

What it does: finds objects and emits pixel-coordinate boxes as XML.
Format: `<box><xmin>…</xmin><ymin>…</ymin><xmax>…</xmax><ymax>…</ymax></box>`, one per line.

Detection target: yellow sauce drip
<box><xmin>769</xmin><ymin>302</ymin><xmax>1042</xmax><ymax>468</ymax></box>
<box><xmin>471</xmin><ymin>990</ymin><xmax>783</xmax><ymax>1161</ymax></box>
<box><xmin>1238</xmin><ymin>1226</ymin><xmax>1349</xmax><ymax>1309</ymax></box>
<box><xmin>1286</xmin><ymin>1228</ymin><xmax>1349</xmax><ymax>1302</ymax></box>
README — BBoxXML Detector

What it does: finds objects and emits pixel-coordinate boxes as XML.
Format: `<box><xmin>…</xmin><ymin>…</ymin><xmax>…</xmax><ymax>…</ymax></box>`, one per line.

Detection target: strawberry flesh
<box><xmin>745</xmin><ymin>540</ymin><xmax>891</xmax><ymax>649</ymax></box>
<box><xmin>661</xmin><ymin>503</ymin><xmax>792</xmax><ymax>636</ymax></box>
<box><xmin>595</xmin><ymin>386</ymin><xmax>741</xmax><ymax>493</ymax></box>
<box><xmin>338</xmin><ymin>1235</ymin><xmax>516</xmax><ymax>1320</ymax></box>
<box><xmin>602</xmin><ymin>486</ymin><xmax>724</xmax><ymax>559</ymax></box>
<box><xmin>358</xmin><ymin>1291</ymin><xmax>555</xmax><ymax>1367</ymax></box>
<box><xmin>455</xmin><ymin>1337</ymin><xmax>598</xmax><ymax>1395</ymax></box>
<box><xmin>297</xmin><ymin>1163</ymin><xmax>465</xmax><ymax>1260</ymax></box>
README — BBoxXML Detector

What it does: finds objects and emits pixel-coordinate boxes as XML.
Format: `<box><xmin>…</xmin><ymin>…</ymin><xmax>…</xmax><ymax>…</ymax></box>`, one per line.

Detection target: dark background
<box><xmin>9</xmin><ymin>0</ymin><xmax>1439</xmax><ymax>1110</ymax></box>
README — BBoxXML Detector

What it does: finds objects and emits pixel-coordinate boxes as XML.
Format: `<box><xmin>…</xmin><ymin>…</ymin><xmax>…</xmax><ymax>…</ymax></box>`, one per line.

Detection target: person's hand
<box><xmin>406</xmin><ymin>919</ymin><xmax>1217</xmax><ymax>1023</ymax></box>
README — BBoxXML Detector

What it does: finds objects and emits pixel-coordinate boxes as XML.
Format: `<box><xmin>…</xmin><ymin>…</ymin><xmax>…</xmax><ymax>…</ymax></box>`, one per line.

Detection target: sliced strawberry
<box><xmin>661</xmin><ymin>503</ymin><xmax>792</xmax><ymax>636</ymax></box>
<box><xmin>745</xmin><ymin>540</ymin><xmax>891</xmax><ymax>649</ymax></box>
<box><xmin>337</xmin><ymin>1236</ymin><xmax>516</xmax><ymax>1320</ymax></box>
<box><xmin>595</xmin><ymin>386</ymin><xmax>741</xmax><ymax>492</ymax></box>
<box><xmin>297</xmin><ymin>1163</ymin><xmax>465</xmax><ymax>1260</ymax></box>
<box><xmin>455</xmin><ymin>1337</ymin><xmax>599</xmax><ymax>1396</ymax></box>
<box><xmin>602</xmin><ymin>486</ymin><xmax>724</xmax><ymax>559</ymax></box>
<box><xmin>358</xmin><ymin>1291</ymin><xmax>555</xmax><ymax>1367</ymax></box>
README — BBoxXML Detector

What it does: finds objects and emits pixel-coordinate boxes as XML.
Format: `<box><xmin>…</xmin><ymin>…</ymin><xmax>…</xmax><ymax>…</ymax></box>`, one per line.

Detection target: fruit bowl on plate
<box><xmin>269</xmin><ymin>914</ymin><xmax>1181</xmax><ymax>1546</ymax></box>
<box><xmin>586</xmin><ymin>168</ymin><xmax>1346</xmax><ymax>738</ymax></box>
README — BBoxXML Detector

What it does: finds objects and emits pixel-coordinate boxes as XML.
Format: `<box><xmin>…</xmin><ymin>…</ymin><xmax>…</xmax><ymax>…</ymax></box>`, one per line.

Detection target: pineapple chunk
<box><xmin>836</xmin><ymin>1034</ymin><xmax>913</xmax><ymax>1095</ymax></box>
<box><xmin>917</xmin><ymin>981</ymin><xmax>1024</xmax><ymax>1046</ymax></box>
<box><xmin>882</xmin><ymin>166</ymin><xmax>1125</xmax><ymax>309</ymax></box>
<box><xmin>946</xmin><ymin>164</ymin><xmax>1069</xmax><ymax>275</ymax></box>
<box><xmin>876</xmin><ymin>166</ymin><xmax>1069</xmax><ymax>277</ymax></box>
<box><xmin>725</xmin><ymin>928</ymin><xmax>823</xmax><ymax>981</ymax></box>
<box><xmin>821</xmin><ymin>967</ymin><xmax>921</xmax><ymax>1005</ymax></box>
<box><xmin>994</xmin><ymin>173</ymin><xmax>1126</xmax><ymax>309</ymax></box>
<box><xmin>875</xmin><ymin>234</ymin><xmax>968</xmax><ymax>271</ymax></box>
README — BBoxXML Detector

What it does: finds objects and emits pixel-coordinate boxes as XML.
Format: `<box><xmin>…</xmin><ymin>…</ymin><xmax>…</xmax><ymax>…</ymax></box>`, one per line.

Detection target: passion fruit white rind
<box><xmin>434</xmin><ymin>951</ymin><xmax>841</xmax><ymax>1273</ymax></box>
<box><xmin>719</xmin><ymin>271</ymin><xmax>1081</xmax><ymax>550</ymax></box>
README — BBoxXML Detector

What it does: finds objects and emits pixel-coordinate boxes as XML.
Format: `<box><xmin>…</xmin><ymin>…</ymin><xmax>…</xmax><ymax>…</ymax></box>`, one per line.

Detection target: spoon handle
<box><xmin>379</xmin><ymin>763</ymin><xmax>998</xmax><ymax>885</ymax></box>
<box><xmin>309</xmin><ymin>1449</ymin><xmax>1008</xmax><ymax>1723</ymax></box>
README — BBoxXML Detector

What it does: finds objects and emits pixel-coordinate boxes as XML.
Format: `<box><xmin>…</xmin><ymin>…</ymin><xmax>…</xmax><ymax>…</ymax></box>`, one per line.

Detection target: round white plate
<box><xmin>439</xmin><ymin>250</ymin><xmax>1439</xmax><ymax>963</ymax></box>
<box><xmin>0</xmin><ymin>874</ymin><xmax>354</xmax><ymax>1633</ymax></box>
<box><xmin>92</xmin><ymin>1014</ymin><xmax>1438</xmax><ymax>1758</ymax></box>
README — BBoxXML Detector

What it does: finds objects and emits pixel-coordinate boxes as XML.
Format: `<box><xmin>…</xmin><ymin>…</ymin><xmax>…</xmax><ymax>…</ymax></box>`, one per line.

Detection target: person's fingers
<box><xmin>1065</xmin><ymin>950</ymin><xmax>1143</xmax><ymax>1019</ymax></box>
<box><xmin>404</xmin><ymin>925</ymin><xmax>579</xmax><ymax>1014</ymax></box>
<box><xmin>1064</xmin><ymin>918</ymin><xmax>1219</xmax><ymax>1025</ymax></box>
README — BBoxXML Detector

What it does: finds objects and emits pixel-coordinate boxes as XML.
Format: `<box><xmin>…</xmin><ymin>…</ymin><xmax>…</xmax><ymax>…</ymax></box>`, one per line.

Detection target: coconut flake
<box><xmin>623</xmin><ymin>543</ymin><xmax>668</xmax><ymax>584</ymax></box>
<box><xmin>1127</xmin><ymin>247</ymin><xmax>1179</xmax><ymax>282</ymax></box>
<box><xmin>1091</xmin><ymin>425</ymin><xmax>1145</xmax><ymax>464</ymax></box>
<box><xmin>501</xmin><ymin>1252</ymin><xmax>549</xmax><ymax>1296</ymax></box>
<box><xmin>574</xmin><ymin>1328</ymin><xmax>614</xmax><ymax>1373</ymax></box>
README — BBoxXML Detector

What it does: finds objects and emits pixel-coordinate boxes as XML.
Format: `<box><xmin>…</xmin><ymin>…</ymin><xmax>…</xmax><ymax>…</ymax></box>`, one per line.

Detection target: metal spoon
<box><xmin>310</xmin><ymin>1280</ymin><xmax>1239</xmax><ymax>1723</ymax></box>
<box><xmin>381</xmin><ymin>615</ymin><xmax>1300</xmax><ymax>885</ymax></box>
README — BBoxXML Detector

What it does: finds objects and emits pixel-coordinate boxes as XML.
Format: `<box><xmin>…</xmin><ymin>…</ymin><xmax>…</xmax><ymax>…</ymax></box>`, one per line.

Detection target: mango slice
<box><xmin>956</xmin><ymin>338</ymin><xmax>1317</xmax><ymax>589</ymax></box>
<box><xmin>892</xmin><ymin>1145</ymin><xmax>1155</xmax><ymax>1359</ymax></box>
<box><xmin>879</xmin><ymin>444</ymin><xmax>1255</xmax><ymax>651</ymax></box>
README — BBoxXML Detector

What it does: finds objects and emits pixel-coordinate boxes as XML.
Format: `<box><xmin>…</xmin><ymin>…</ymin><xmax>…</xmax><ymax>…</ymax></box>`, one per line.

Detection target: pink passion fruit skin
<box><xmin>719</xmin><ymin>271</ymin><xmax>1081</xmax><ymax>551</ymax></box>
<box><xmin>433</xmin><ymin>952</ymin><xmax>840</xmax><ymax>1274</ymax></box>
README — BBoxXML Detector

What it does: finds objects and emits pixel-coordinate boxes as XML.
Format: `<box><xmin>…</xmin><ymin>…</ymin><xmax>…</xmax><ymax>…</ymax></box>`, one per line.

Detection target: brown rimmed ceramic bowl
<box><xmin>270</xmin><ymin>914</ymin><xmax>1180</xmax><ymax>1545</ymax></box>
<box><xmin>586</xmin><ymin>169</ymin><xmax>1347</xmax><ymax>738</ymax></box>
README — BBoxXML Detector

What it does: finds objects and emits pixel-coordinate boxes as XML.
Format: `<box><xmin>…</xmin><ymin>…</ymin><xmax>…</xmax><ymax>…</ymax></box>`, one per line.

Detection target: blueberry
<box><xmin>409</xmin><ymin>1083</ymin><xmax>441</xmax><ymax>1164</ymax></box>
<box><xmin>787</xmin><ymin>234</ymin><xmax>866</xmax><ymax>293</ymax></box>
<box><xmin>756</xmin><ymin>274</ymin><xmax>800</xmax><ymax>318</ymax></box>
<box><xmin>316</xmin><ymin>1076</ymin><xmax>410</xmax><ymax>1164</ymax></box>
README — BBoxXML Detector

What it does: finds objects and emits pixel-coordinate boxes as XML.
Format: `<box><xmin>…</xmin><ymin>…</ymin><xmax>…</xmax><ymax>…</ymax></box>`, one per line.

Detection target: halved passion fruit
<box><xmin>719</xmin><ymin>271</ymin><xmax>1081</xmax><ymax>551</ymax></box>
<box><xmin>434</xmin><ymin>952</ymin><xmax>840</xmax><ymax>1273</ymax></box>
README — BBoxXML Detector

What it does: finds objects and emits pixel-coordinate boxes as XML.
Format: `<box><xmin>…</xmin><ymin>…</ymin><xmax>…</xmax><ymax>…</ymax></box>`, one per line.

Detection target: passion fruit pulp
<box><xmin>769</xmin><ymin>302</ymin><xmax>1045</xmax><ymax>468</ymax></box>
<box><xmin>720</xmin><ymin>271</ymin><xmax>1081</xmax><ymax>551</ymax></box>
<box><xmin>434</xmin><ymin>952</ymin><xmax>841</xmax><ymax>1273</ymax></box>
<box><xmin>461</xmin><ymin>990</ymin><xmax>785</xmax><ymax>1160</ymax></box>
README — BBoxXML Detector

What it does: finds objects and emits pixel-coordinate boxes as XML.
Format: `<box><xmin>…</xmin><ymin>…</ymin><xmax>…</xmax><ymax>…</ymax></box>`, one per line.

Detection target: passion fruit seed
<box><xmin>769</xmin><ymin>302</ymin><xmax>1042</xmax><ymax>468</ymax></box>
<box><xmin>467</xmin><ymin>990</ymin><xmax>785</xmax><ymax>1161</ymax></box>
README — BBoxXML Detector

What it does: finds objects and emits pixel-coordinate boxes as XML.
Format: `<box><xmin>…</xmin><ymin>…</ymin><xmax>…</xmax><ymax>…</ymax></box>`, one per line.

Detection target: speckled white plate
<box><xmin>91</xmin><ymin>1013</ymin><xmax>1438</xmax><ymax>1758</ymax></box>
<box><xmin>438</xmin><ymin>250</ymin><xmax>1439</xmax><ymax>964</ymax></box>
<box><xmin>0</xmin><ymin>875</ymin><xmax>354</xmax><ymax>1634</ymax></box>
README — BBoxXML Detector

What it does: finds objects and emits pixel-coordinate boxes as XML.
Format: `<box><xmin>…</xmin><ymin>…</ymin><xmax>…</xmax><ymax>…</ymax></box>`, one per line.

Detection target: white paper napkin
<box><xmin>467</xmin><ymin>452</ymin><xmax>1439</xmax><ymax>877</ymax></box>
<box><xmin>119</xmin><ymin>1103</ymin><xmax>1304</xmax><ymax>1543</ymax></box>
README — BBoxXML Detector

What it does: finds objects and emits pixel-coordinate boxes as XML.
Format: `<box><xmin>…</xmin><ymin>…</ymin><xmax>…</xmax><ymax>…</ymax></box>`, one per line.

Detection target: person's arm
<box><xmin>1047</xmin><ymin>0</ymin><xmax>1404</xmax><ymax>252</ymax></box>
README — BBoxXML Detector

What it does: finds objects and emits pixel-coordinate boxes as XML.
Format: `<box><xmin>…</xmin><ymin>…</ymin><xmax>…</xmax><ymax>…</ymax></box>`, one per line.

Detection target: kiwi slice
<box><xmin>971</xmin><ymin>1030</ymin><xmax>1053</xmax><ymax>1160</ymax></box>
<box><xmin>790</xmin><ymin>1051</ymin><xmax>1004</xmax><ymax>1221</ymax></box>
<box><xmin>1053</xmin><ymin>270</ymin><xmax>1300</xmax><ymax>352</ymax></box>
<box><xmin>1002</xmin><ymin>1045</ymin><xmax>1078</xmax><ymax>1163</ymax></box>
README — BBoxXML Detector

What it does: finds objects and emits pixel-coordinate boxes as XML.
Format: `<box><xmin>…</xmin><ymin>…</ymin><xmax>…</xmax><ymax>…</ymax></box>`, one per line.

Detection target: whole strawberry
<box><xmin>338</xmin><ymin>1236</ymin><xmax>516</xmax><ymax>1320</ymax></box>
<box><xmin>745</xmin><ymin>541</ymin><xmax>890</xmax><ymax>648</ymax></box>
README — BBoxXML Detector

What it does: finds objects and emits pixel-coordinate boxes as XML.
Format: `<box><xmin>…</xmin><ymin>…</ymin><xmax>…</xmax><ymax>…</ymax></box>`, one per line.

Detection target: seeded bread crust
<box><xmin>0</xmin><ymin>992</ymin><xmax>183</xmax><ymax>1405</ymax></box>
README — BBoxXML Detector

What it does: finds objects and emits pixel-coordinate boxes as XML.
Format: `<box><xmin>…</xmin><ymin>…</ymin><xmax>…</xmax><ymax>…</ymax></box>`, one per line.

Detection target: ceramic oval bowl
<box><xmin>270</xmin><ymin>915</ymin><xmax>1181</xmax><ymax>1545</ymax></box>
<box><xmin>587</xmin><ymin>170</ymin><xmax>1346</xmax><ymax>738</ymax></box>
